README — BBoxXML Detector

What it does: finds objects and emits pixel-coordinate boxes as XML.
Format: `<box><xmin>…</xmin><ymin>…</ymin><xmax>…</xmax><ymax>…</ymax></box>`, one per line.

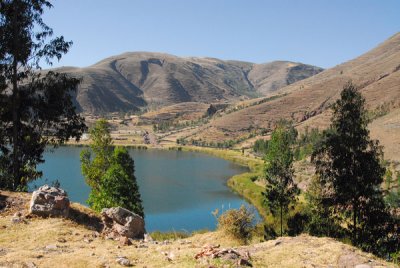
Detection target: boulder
<box><xmin>29</xmin><ymin>185</ymin><xmax>70</xmax><ymax>217</ymax></box>
<box><xmin>101</xmin><ymin>207</ymin><xmax>145</xmax><ymax>239</ymax></box>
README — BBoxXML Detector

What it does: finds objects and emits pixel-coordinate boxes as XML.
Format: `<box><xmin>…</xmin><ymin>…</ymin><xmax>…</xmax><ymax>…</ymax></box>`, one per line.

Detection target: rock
<box><xmin>116</xmin><ymin>256</ymin><xmax>131</xmax><ymax>266</ymax></box>
<box><xmin>0</xmin><ymin>248</ymin><xmax>7</xmax><ymax>256</ymax></box>
<box><xmin>13</xmin><ymin>211</ymin><xmax>22</xmax><ymax>217</ymax></box>
<box><xmin>11</xmin><ymin>216</ymin><xmax>24</xmax><ymax>224</ymax></box>
<box><xmin>119</xmin><ymin>236</ymin><xmax>132</xmax><ymax>246</ymax></box>
<box><xmin>29</xmin><ymin>185</ymin><xmax>70</xmax><ymax>217</ymax></box>
<box><xmin>83</xmin><ymin>238</ymin><xmax>93</xmax><ymax>243</ymax></box>
<box><xmin>57</xmin><ymin>237</ymin><xmax>67</xmax><ymax>243</ymax></box>
<box><xmin>25</xmin><ymin>262</ymin><xmax>38</xmax><ymax>268</ymax></box>
<box><xmin>355</xmin><ymin>265</ymin><xmax>372</xmax><ymax>268</ymax></box>
<box><xmin>143</xmin><ymin>233</ymin><xmax>154</xmax><ymax>243</ymax></box>
<box><xmin>45</xmin><ymin>244</ymin><xmax>58</xmax><ymax>251</ymax></box>
<box><xmin>238</xmin><ymin>258</ymin><xmax>253</xmax><ymax>267</ymax></box>
<box><xmin>11</xmin><ymin>211</ymin><xmax>26</xmax><ymax>224</ymax></box>
<box><xmin>101</xmin><ymin>207</ymin><xmax>145</xmax><ymax>240</ymax></box>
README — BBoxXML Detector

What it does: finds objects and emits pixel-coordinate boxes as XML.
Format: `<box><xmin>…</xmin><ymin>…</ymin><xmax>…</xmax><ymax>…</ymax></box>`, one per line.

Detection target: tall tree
<box><xmin>81</xmin><ymin>119</ymin><xmax>144</xmax><ymax>217</ymax></box>
<box><xmin>0</xmin><ymin>0</ymin><xmax>86</xmax><ymax>190</ymax></box>
<box><xmin>311</xmin><ymin>82</ymin><xmax>389</xmax><ymax>246</ymax></box>
<box><xmin>263</xmin><ymin>122</ymin><xmax>299</xmax><ymax>236</ymax></box>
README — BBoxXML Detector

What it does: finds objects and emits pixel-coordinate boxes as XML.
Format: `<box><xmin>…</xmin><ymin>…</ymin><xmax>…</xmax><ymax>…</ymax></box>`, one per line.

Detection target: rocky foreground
<box><xmin>0</xmin><ymin>191</ymin><xmax>396</xmax><ymax>268</ymax></box>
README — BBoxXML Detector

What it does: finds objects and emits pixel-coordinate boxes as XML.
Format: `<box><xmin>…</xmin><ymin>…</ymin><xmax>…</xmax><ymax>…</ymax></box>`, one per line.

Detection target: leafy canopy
<box><xmin>0</xmin><ymin>0</ymin><xmax>86</xmax><ymax>190</ymax></box>
<box><xmin>263</xmin><ymin>121</ymin><xmax>299</xmax><ymax>236</ymax></box>
<box><xmin>311</xmin><ymin>82</ymin><xmax>398</xmax><ymax>257</ymax></box>
<box><xmin>81</xmin><ymin>119</ymin><xmax>144</xmax><ymax>217</ymax></box>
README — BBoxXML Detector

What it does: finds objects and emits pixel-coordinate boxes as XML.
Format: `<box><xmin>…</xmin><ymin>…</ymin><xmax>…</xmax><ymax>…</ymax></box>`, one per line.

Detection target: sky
<box><xmin>42</xmin><ymin>0</ymin><xmax>400</xmax><ymax>69</ymax></box>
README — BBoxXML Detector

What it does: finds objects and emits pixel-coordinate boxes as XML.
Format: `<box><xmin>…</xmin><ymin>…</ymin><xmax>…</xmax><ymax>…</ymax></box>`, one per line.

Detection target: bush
<box><xmin>217</xmin><ymin>205</ymin><xmax>255</xmax><ymax>243</ymax></box>
<box><xmin>287</xmin><ymin>212</ymin><xmax>309</xmax><ymax>236</ymax></box>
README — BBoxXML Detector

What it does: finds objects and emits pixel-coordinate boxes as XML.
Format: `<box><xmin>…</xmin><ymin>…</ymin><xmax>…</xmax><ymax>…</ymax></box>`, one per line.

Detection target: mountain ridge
<box><xmin>52</xmin><ymin>52</ymin><xmax>323</xmax><ymax>115</ymax></box>
<box><xmin>189</xmin><ymin>32</ymin><xmax>400</xmax><ymax>143</ymax></box>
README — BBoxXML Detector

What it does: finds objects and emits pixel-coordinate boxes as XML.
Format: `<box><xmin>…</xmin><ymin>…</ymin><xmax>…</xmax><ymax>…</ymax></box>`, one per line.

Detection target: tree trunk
<box><xmin>11</xmin><ymin>8</ymin><xmax>21</xmax><ymax>190</ymax></box>
<box><xmin>280</xmin><ymin>201</ymin><xmax>283</xmax><ymax>236</ymax></box>
<box><xmin>280</xmin><ymin>175</ymin><xmax>283</xmax><ymax>237</ymax></box>
<box><xmin>353</xmin><ymin>200</ymin><xmax>357</xmax><ymax>243</ymax></box>
<box><xmin>12</xmin><ymin>59</ymin><xmax>20</xmax><ymax>190</ymax></box>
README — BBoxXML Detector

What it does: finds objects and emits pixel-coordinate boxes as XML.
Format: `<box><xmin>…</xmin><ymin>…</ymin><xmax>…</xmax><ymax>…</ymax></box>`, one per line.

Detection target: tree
<box><xmin>304</xmin><ymin>173</ymin><xmax>345</xmax><ymax>238</ymax></box>
<box><xmin>0</xmin><ymin>0</ymin><xmax>86</xmax><ymax>190</ymax></box>
<box><xmin>81</xmin><ymin>119</ymin><xmax>144</xmax><ymax>217</ymax></box>
<box><xmin>311</xmin><ymin>82</ymin><xmax>396</xmax><ymax>252</ymax></box>
<box><xmin>263</xmin><ymin>122</ymin><xmax>299</xmax><ymax>236</ymax></box>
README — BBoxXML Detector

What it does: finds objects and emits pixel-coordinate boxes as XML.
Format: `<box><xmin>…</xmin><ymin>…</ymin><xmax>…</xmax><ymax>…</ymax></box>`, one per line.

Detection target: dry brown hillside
<box><xmin>54</xmin><ymin>52</ymin><xmax>322</xmax><ymax>115</ymax></box>
<box><xmin>191</xmin><ymin>33</ymin><xmax>400</xmax><ymax>149</ymax></box>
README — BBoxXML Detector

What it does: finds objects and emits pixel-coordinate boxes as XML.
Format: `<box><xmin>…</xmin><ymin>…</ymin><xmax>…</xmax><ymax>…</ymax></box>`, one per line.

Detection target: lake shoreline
<box><xmin>63</xmin><ymin>141</ymin><xmax>267</xmax><ymax>221</ymax></box>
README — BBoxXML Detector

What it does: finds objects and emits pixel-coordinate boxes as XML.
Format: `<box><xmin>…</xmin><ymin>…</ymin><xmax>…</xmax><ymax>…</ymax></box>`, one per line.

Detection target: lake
<box><xmin>30</xmin><ymin>146</ymin><xmax>257</xmax><ymax>232</ymax></box>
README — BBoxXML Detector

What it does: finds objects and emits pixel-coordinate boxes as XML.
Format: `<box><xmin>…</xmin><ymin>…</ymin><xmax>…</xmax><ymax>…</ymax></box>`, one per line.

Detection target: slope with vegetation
<box><xmin>189</xmin><ymin>32</ymin><xmax>400</xmax><ymax>145</ymax></box>
<box><xmin>0</xmin><ymin>191</ymin><xmax>396</xmax><ymax>268</ymax></box>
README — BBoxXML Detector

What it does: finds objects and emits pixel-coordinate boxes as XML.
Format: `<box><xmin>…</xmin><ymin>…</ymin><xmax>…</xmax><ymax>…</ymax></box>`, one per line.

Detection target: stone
<box><xmin>143</xmin><ymin>233</ymin><xmax>154</xmax><ymax>243</ymax></box>
<box><xmin>29</xmin><ymin>185</ymin><xmax>70</xmax><ymax>217</ymax></box>
<box><xmin>25</xmin><ymin>262</ymin><xmax>38</xmax><ymax>268</ymax></box>
<box><xmin>355</xmin><ymin>265</ymin><xmax>372</xmax><ymax>268</ymax></box>
<box><xmin>101</xmin><ymin>207</ymin><xmax>145</xmax><ymax>240</ymax></box>
<box><xmin>57</xmin><ymin>238</ymin><xmax>67</xmax><ymax>243</ymax></box>
<box><xmin>116</xmin><ymin>256</ymin><xmax>131</xmax><ymax>266</ymax></box>
<box><xmin>83</xmin><ymin>238</ymin><xmax>93</xmax><ymax>243</ymax></box>
<box><xmin>13</xmin><ymin>211</ymin><xmax>22</xmax><ymax>217</ymax></box>
<box><xmin>45</xmin><ymin>244</ymin><xmax>58</xmax><ymax>251</ymax></box>
<box><xmin>119</xmin><ymin>236</ymin><xmax>132</xmax><ymax>246</ymax></box>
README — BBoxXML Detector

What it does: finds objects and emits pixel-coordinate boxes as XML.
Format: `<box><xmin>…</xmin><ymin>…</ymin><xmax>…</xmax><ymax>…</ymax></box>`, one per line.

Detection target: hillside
<box><xmin>54</xmin><ymin>52</ymin><xmax>322</xmax><ymax>115</ymax></box>
<box><xmin>0</xmin><ymin>191</ymin><xmax>395</xmax><ymax>268</ymax></box>
<box><xmin>187</xmin><ymin>33</ymin><xmax>400</xmax><ymax>154</ymax></box>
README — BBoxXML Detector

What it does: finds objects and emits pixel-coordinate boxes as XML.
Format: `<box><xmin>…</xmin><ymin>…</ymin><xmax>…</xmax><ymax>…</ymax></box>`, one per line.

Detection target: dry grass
<box><xmin>192</xmin><ymin>33</ymin><xmax>400</xmax><ymax>149</ymax></box>
<box><xmin>0</xmin><ymin>191</ymin><xmax>395</xmax><ymax>267</ymax></box>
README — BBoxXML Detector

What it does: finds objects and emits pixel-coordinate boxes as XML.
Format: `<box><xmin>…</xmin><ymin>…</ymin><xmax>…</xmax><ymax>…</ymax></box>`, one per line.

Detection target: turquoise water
<box><xmin>30</xmin><ymin>146</ymin><xmax>256</xmax><ymax>232</ymax></box>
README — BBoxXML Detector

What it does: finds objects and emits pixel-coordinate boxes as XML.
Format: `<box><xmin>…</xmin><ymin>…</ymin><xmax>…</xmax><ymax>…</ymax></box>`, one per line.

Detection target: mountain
<box><xmin>192</xmin><ymin>33</ymin><xmax>400</xmax><ymax>149</ymax></box>
<box><xmin>54</xmin><ymin>52</ymin><xmax>322</xmax><ymax>115</ymax></box>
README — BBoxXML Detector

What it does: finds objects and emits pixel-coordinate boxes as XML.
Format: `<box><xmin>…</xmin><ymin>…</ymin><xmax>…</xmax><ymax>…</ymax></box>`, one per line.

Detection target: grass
<box><xmin>0</xmin><ymin>191</ymin><xmax>394</xmax><ymax>267</ymax></box>
<box><xmin>0</xmin><ymin>217</ymin><xmax>392</xmax><ymax>267</ymax></box>
<box><xmin>150</xmin><ymin>230</ymin><xmax>190</xmax><ymax>241</ymax></box>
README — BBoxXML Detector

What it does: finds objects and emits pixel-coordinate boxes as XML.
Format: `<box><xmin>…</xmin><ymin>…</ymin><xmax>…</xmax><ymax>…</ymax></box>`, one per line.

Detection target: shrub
<box><xmin>287</xmin><ymin>212</ymin><xmax>309</xmax><ymax>236</ymax></box>
<box><xmin>217</xmin><ymin>205</ymin><xmax>255</xmax><ymax>243</ymax></box>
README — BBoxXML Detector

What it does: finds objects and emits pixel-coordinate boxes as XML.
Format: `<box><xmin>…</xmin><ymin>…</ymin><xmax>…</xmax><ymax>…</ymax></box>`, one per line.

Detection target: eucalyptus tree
<box><xmin>263</xmin><ymin>122</ymin><xmax>299</xmax><ymax>236</ymax></box>
<box><xmin>0</xmin><ymin>0</ymin><xmax>86</xmax><ymax>190</ymax></box>
<box><xmin>312</xmin><ymin>82</ymin><xmax>398</xmax><ymax>255</ymax></box>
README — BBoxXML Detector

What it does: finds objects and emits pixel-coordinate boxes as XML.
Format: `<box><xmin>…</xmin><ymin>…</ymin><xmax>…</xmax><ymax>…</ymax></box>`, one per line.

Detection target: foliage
<box><xmin>252</xmin><ymin>125</ymin><xmax>322</xmax><ymax>160</ymax></box>
<box><xmin>287</xmin><ymin>212</ymin><xmax>309</xmax><ymax>236</ymax></box>
<box><xmin>311</xmin><ymin>82</ymin><xmax>398</xmax><ymax>257</ymax></box>
<box><xmin>263</xmin><ymin>122</ymin><xmax>299</xmax><ymax>236</ymax></box>
<box><xmin>0</xmin><ymin>0</ymin><xmax>86</xmax><ymax>191</ymax></box>
<box><xmin>385</xmin><ymin>170</ymin><xmax>400</xmax><ymax>208</ymax></box>
<box><xmin>294</xmin><ymin>127</ymin><xmax>323</xmax><ymax>160</ymax></box>
<box><xmin>81</xmin><ymin>119</ymin><xmax>144</xmax><ymax>217</ymax></box>
<box><xmin>154</xmin><ymin>117</ymin><xmax>209</xmax><ymax>133</ymax></box>
<box><xmin>253</xmin><ymin>139</ymin><xmax>269</xmax><ymax>155</ymax></box>
<box><xmin>217</xmin><ymin>205</ymin><xmax>255</xmax><ymax>243</ymax></box>
<box><xmin>205</xmin><ymin>104</ymin><xmax>217</xmax><ymax>117</ymax></box>
<box><xmin>304</xmin><ymin>175</ymin><xmax>346</xmax><ymax>238</ymax></box>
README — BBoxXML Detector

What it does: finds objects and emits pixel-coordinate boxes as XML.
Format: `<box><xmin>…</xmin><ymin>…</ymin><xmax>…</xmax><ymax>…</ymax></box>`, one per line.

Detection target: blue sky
<box><xmin>43</xmin><ymin>0</ymin><xmax>400</xmax><ymax>69</ymax></box>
